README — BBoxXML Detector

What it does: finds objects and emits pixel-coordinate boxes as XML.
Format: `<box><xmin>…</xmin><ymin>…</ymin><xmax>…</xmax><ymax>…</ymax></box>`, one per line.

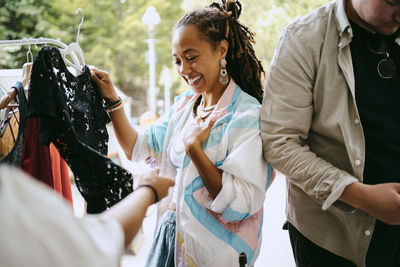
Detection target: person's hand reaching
<box><xmin>137</xmin><ymin>168</ymin><xmax>174</xmax><ymax>203</ymax></box>
<box><xmin>90</xmin><ymin>67</ymin><xmax>119</xmax><ymax>103</ymax></box>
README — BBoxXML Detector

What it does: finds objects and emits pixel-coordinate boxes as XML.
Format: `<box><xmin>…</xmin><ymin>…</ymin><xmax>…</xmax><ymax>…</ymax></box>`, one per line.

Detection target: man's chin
<box><xmin>373</xmin><ymin>24</ymin><xmax>400</xmax><ymax>36</ymax></box>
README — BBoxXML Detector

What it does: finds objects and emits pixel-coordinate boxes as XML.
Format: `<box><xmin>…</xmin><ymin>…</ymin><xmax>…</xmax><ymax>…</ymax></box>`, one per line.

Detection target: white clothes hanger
<box><xmin>0</xmin><ymin>39</ymin><xmax>31</xmax><ymax>109</ymax></box>
<box><xmin>0</xmin><ymin>7</ymin><xmax>87</xmax><ymax>109</ymax></box>
<box><xmin>0</xmin><ymin>8</ymin><xmax>86</xmax><ymax>76</ymax></box>
<box><xmin>0</xmin><ymin>38</ymin><xmax>82</xmax><ymax>70</ymax></box>
<box><xmin>0</xmin><ymin>37</ymin><xmax>83</xmax><ymax>78</ymax></box>
<box><xmin>59</xmin><ymin>8</ymin><xmax>86</xmax><ymax>74</ymax></box>
<box><xmin>22</xmin><ymin>40</ymin><xmax>33</xmax><ymax>88</ymax></box>
<box><xmin>0</xmin><ymin>37</ymin><xmax>68</xmax><ymax>49</ymax></box>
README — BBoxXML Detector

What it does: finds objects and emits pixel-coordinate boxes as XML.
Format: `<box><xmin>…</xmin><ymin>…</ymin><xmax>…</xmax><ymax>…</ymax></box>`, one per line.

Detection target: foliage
<box><xmin>41</xmin><ymin>0</ymin><xmax>185</xmax><ymax>115</ymax></box>
<box><xmin>0</xmin><ymin>0</ymin><xmax>50</xmax><ymax>68</ymax></box>
<box><xmin>183</xmin><ymin>0</ymin><xmax>330</xmax><ymax>69</ymax></box>
<box><xmin>0</xmin><ymin>0</ymin><xmax>330</xmax><ymax>116</ymax></box>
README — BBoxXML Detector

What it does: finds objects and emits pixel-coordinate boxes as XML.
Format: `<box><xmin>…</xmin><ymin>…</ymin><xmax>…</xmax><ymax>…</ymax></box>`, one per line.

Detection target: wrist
<box><xmin>6</xmin><ymin>92</ymin><xmax>16</xmax><ymax>100</ymax></box>
<box><xmin>340</xmin><ymin>181</ymin><xmax>369</xmax><ymax>209</ymax></box>
<box><xmin>104</xmin><ymin>94</ymin><xmax>120</xmax><ymax>105</ymax></box>
<box><xmin>105</xmin><ymin>96</ymin><xmax>124</xmax><ymax>113</ymax></box>
<box><xmin>136</xmin><ymin>184</ymin><xmax>159</xmax><ymax>204</ymax></box>
<box><xmin>185</xmin><ymin>141</ymin><xmax>202</xmax><ymax>157</ymax></box>
<box><xmin>135</xmin><ymin>186</ymin><xmax>155</xmax><ymax>205</ymax></box>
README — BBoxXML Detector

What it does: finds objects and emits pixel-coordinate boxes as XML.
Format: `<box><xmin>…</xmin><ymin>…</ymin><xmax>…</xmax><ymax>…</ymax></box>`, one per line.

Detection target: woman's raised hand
<box><xmin>90</xmin><ymin>67</ymin><xmax>119</xmax><ymax>103</ymax></box>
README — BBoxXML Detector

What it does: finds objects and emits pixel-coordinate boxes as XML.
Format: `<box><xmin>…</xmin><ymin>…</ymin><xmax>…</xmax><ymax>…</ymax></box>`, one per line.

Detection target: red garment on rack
<box><xmin>20</xmin><ymin>117</ymin><xmax>73</xmax><ymax>204</ymax></box>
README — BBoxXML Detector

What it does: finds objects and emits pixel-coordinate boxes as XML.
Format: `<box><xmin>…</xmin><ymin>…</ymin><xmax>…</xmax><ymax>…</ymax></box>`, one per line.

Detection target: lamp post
<box><xmin>141</xmin><ymin>6</ymin><xmax>161</xmax><ymax>115</ymax></box>
<box><xmin>162</xmin><ymin>68</ymin><xmax>172</xmax><ymax>111</ymax></box>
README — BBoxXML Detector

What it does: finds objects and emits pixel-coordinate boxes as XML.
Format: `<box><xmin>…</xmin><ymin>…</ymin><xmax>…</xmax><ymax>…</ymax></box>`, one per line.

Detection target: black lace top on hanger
<box><xmin>27</xmin><ymin>47</ymin><xmax>133</xmax><ymax>213</ymax></box>
<box><xmin>0</xmin><ymin>82</ymin><xmax>27</xmax><ymax>167</ymax></box>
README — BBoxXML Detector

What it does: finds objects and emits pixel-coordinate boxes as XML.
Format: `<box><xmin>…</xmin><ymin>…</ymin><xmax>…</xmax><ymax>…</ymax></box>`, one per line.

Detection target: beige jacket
<box><xmin>260</xmin><ymin>0</ymin><xmax>399</xmax><ymax>266</ymax></box>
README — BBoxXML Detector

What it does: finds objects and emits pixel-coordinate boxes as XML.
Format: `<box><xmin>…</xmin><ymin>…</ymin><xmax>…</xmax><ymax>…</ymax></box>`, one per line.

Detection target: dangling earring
<box><xmin>219</xmin><ymin>57</ymin><xmax>229</xmax><ymax>85</ymax></box>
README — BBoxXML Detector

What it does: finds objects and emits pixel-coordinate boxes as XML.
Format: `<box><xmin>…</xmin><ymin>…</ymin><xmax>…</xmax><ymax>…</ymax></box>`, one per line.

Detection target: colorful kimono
<box><xmin>133</xmin><ymin>79</ymin><xmax>274</xmax><ymax>266</ymax></box>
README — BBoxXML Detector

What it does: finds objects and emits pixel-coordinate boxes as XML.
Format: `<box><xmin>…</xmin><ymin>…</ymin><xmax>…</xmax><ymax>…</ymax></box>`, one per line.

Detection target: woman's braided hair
<box><xmin>175</xmin><ymin>0</ymin><xmax>264</xmax><ymax>103</ymax></box>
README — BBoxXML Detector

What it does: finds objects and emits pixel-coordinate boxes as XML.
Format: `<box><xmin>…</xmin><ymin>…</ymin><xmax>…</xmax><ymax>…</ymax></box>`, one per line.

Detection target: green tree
<box><xmin>181</xmin><ymin>0</ymin><xmax>329</xmax><ymax>71</ymax></box>
<box><xmin>0</xmin><ymin>0</ymin><xmax>330</xmax><ymax>116</ymax></box>
<box><xmin>42</xmin><ymin>0</ymin><xmax>185</xmax><ymax>115</ymax></box>
<box><xmin>0</xmin><ymin>0</ymin><xmax>50</xmax><ymax>68</ymax></box>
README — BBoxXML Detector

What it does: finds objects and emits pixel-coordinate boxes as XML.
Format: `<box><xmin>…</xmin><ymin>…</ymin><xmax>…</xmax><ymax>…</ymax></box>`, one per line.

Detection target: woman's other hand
<box><xmin>90</xmin><ymin>67</ymin><xmax>119</xmax><ymax>103</ymax></box>
<box><xmin>183</xmin><ymin>116</ymin><xmax>215</xmax><ymax>155</ymax></box>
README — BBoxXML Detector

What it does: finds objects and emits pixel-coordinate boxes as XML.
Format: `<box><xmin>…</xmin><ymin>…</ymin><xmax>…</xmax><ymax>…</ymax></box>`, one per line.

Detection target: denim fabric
<box><xmin>145</xmin><ymin>211</ymin><xmax>176</xmax><ymax>267</ymax></box>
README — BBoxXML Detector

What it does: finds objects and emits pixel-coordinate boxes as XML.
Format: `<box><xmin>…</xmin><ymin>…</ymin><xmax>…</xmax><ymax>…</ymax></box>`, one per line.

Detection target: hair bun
<box><xmin>210</xmin><ymin>0</ymin><xmax>241</xmax><ymax>19</ymax></box>
<box><xmin>225</xmin><ymin>0</ymin><xmax>241</xmax><ymax>19</ymax></box>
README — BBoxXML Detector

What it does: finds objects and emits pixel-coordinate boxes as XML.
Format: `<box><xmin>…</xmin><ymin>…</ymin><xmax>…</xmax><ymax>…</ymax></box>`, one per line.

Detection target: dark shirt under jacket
<box><xmin>350</xmin><ymin>21</ymin><xmax>400</xmax><ymax>266</ymax></box>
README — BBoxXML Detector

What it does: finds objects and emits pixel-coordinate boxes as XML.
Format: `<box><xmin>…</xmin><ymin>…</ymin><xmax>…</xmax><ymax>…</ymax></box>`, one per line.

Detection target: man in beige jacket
<box><xmin>261</xmin><ymin>0</ymin><xmax>400</xmax><ymax>266</ymax></box>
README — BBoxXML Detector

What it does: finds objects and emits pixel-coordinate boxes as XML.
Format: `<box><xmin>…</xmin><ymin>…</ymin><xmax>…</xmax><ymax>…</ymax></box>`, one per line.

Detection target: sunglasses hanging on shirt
<box><xmin>367</xmin><ymin>36</ymin><xmax>397</xmax><ymax>80</ymax></box>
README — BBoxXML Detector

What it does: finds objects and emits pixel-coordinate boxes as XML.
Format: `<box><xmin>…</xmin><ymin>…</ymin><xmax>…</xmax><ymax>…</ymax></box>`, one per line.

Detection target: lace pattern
<box><xmin>27</xmin><ymin>47</ymin><xmax>133</xmax><ymax>213</ymax></box>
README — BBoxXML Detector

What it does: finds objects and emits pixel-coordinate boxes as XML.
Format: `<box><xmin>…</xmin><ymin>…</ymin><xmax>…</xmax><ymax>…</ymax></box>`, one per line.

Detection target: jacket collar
<box><xmin>213</xmin><ymin>78</ymin><xmax>238</xmax><ymax>115</ymax></box>
<box><xmin>175</xmin><ymin>79</ymin><xmax>240</xmax><ymax>123</ymax></box>
<box><xmin>335</xmin><ymin>0</ymin><xmax>352</xmax><ymax>37</ymax></box>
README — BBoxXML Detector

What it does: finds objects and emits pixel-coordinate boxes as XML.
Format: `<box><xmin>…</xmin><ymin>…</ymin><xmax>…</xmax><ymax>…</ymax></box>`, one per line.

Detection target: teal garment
<box><xmin>133</xmin><ymin>79</ymin><xmax>271</xmax><ymax>266</ymax></box>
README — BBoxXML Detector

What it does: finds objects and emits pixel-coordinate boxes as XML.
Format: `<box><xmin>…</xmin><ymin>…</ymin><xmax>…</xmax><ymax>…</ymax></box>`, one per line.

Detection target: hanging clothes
<box><xmin>0</xmin><ymin>110</ymin><xmax>19</xmax><ymax>159</ymax></box>
<box><xmin>0</xmin><ymin>75</ymin><xmax>73</xmax><ymax>203</ymax></box>
<box><xmin>20</xmin><ymin>117</ymin><xmax>73</xmax><ymax>204</ymax></box>
<box><xmin>27</xmin><ymin>46</ymin><xmax>133</xmax><ymax>213</ymax></box>
<box><xmin>49</xmin><ymin>143</ymin><xmax>72</xmax><ymax>202</ymax></box>
<box><xmin>0</xmin><ymin>82</ymin><xmax>28</xmax><ymax>167</ymax></box>
<box><xmin>0</xmin><ymin>80</ymin><xmax>21</xmax><ymax>159</ymax></box>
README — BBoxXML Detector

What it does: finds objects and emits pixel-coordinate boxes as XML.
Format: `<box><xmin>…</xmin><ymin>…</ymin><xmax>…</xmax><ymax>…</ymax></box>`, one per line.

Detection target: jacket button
<box><xmin>355</xmin><ymin>160</ymin><xmax>361</xmax><ymax>166</ymax></box>
<box><xmin>365</xmin><ymin>230</ymin><xmax>371</xmax><ymax>236</ymax></box>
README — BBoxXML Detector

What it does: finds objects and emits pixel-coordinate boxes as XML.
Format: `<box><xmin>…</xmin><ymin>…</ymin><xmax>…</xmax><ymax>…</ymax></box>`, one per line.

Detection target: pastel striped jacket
<box><xmin>132</xmin><ymin>79</ymin><xmax>274</xmax><ymax>266</ymax></box>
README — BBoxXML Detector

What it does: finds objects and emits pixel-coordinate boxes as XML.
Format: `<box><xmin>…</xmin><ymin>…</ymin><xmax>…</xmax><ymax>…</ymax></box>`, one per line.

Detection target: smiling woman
<box><xmin>90</xmin><ymin>1</ymin><xmax>274</xmax><ymax>266</ymax></box>
<box><xmin>143</xmin><ymin>1</ymin><xmax>274</xmax><ymax>266</ymax></box>
<box><xmin>172</xmin><ymin>24</ymin><xmax>228</xmax><ymax>107</ymax></box>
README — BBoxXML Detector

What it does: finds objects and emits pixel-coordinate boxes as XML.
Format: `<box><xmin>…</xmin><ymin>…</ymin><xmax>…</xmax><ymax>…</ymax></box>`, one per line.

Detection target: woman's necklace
<box><xmin>193</xmin><ymin>96</ymin><xmax>216</xmax><ymax>120</ymax></box>
<box><xmin>173</xmin><ymin>96</ymin><xmax>216</xmax><ymax>156</ymax></box>
<box><xmin>199</xmin><ymin>101</ymin><xmax>217</xmax><ymax>112</ymax></box>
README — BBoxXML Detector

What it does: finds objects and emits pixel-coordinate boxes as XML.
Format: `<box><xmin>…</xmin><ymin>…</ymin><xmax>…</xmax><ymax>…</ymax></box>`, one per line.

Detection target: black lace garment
<box><xmin>27</xmin><ymin>47</ymin><xmax>133</xmax><ymax>213</ymax></box>
<box><xmin>0</xmin><ymin>82</ymin><xmax>27</xmax><ymax>167</ymax></box>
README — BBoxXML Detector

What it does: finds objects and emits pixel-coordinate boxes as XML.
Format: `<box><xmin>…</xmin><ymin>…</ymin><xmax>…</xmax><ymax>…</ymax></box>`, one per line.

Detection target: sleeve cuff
<box><xmin>131</xmin><ymin>129</ymin><xmax>149</xmax><ymax>162</ymax></box>
<box><xmin>210</xmin><ymin>172</ymin><xmax>234</xmax><ymax>213</ymax></box>
<box><xmin>322</xmin><ymin>176</ymin><xmax>359</xmax><ymax>211</ymax></box>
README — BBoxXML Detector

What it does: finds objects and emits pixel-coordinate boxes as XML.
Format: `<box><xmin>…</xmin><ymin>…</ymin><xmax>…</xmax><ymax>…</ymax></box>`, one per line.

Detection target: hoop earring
<box><xmin>219</xmin><ymin>57</ymin><xmax>229</xmax><ymax>85</ymax></box>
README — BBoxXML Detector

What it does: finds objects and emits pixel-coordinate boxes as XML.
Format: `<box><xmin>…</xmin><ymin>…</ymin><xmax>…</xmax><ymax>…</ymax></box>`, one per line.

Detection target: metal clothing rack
<box><xmin>0</xmin><ymin>8</ymin><xmax>86</xmax><ymax>73</ymax></box>
<box><xmin>0</xmin><ymin>9</ymin><xmax>87</xmax><ymax>111</ymax></box>
<box><xmin>0</xmin><ymin>37</ymin><xmax>68</xmax><ymax>48</ymax></box>
<box><xmin>0</xmin><ymin>38</ymin><xmax>83</xmax><ymax>69</ymax></box>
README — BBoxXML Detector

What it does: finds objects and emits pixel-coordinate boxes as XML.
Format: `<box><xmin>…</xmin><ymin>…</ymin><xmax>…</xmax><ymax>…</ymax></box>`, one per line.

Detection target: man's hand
<box><xmin>341</xmin><ymin>182</ymin><xmax>400</xmax><ymax>225</ymax></box>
